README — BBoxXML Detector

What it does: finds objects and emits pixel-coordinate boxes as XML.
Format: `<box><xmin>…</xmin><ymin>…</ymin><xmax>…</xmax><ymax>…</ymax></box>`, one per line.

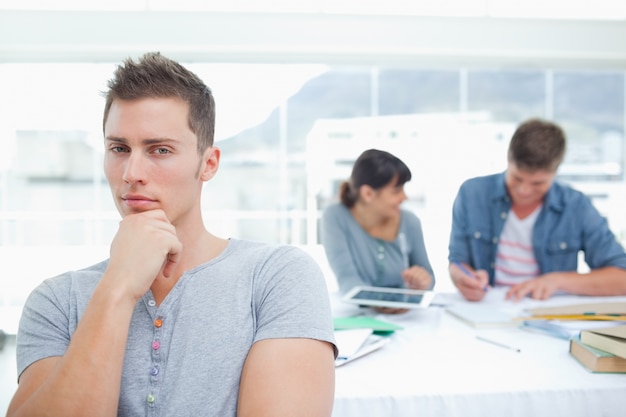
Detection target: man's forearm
<box><xmin>8</xmin><ymin>278</ymin><xmax>137</xmax><ymax>417</ymax></box>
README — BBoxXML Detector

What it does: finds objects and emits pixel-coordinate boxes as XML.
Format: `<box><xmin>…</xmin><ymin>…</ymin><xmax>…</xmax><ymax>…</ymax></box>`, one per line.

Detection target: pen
<box><xmin>476</xmin><ymin>335</ymin><xmax>521</xmax><ymax>353</ymax></box>
<box><xmin>398</xmin><ymin>233</ymin><xmax>409</xmax><ymax>269</ymax></box>
<box><xmin>454</xmin><ymin>261</ymin><xmax>488</xmax><ymax>291</ymax></box>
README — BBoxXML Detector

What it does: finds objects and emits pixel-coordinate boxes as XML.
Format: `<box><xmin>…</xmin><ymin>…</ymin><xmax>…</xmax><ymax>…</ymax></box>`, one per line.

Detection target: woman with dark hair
<box><xmin>321</xmin><ymin>149</ymin><xmax>434</xmax><ymax>312</ymax></box>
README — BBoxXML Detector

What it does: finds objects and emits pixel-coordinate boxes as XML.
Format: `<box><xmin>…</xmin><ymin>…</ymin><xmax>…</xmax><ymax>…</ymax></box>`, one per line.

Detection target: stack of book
<box><xmin>570</xmin><ymin>324</ymin><xmax>626</xmax><ymax>373</ymax></box>
<box><xmin>521</xmin><ymin>301</ymin><xmax>626</xmax><ymax>373</ymax></box>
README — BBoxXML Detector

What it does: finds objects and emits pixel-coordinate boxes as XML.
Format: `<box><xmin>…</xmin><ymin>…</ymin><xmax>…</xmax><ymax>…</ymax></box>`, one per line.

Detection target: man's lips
<box><xmin>122</xmin><ymin>195</ymin><xmax>157</xmax><ymax>208</ymax></box>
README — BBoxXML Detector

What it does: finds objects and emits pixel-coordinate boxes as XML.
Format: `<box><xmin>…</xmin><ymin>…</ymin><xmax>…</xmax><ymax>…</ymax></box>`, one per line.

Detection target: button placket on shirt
<box><xmin>146</xmin><ymin>299</ymin><xmax>163</xmax><ymax>409</ymax></box>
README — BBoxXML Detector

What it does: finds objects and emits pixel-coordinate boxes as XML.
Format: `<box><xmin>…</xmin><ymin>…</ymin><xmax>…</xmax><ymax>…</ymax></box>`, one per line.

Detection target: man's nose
<box><xmin>516</xmin><ymin>183</ymin><xmax>532</xmax><ymax>196</ymax></box>
<box><xmin>122</xmin><ymin>153</ymin><xmax>146</xmax><ymax>184</ymax></box>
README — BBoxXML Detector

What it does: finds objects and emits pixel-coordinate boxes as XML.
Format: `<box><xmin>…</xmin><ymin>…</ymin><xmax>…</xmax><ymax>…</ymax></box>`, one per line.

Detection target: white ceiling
<box><xmin>0</xmin><ymin>0</ymin><xmax>625</xmax><ymax>19</ymax></box>
<box><xmin>1</xmin><ymin>9</ymin><xmax>626</xmax><ymax>69</ymax></box>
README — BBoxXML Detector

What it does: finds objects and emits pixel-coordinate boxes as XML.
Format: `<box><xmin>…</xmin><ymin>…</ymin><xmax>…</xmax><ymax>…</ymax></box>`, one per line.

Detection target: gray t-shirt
<box><xmin>16</xmin><ymin>238</ymin><xmax>336</xmax><ymax>417</ymax></box>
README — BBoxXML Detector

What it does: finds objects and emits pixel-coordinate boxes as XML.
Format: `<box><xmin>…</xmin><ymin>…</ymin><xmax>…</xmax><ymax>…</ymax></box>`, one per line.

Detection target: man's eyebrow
<box><xmin>141</xmin><ymin>138</ymin><xmax>177</xmax><ymax>146</ymax></box>
<box><xmin>105</xmin><ymin>136</ymin><xmax>127</xmax><ymax>143</ymax></box>
<box><xmin>104</xmin><ymin>137</ymin><xmax>176</xmax><ymax>145</ymax></box>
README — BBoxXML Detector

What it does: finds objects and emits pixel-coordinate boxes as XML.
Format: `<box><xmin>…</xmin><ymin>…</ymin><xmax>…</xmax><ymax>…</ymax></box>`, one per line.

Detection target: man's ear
<box><xmin>199</xmin><ymin>146</ymin><xmax>220</xmax><ymax>182</ymax></box>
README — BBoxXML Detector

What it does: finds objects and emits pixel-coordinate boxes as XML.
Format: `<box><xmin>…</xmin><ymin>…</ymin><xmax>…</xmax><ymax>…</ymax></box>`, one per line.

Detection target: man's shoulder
<box><xmin>27</xmin><ymin>260</ymin><xmax>108</xmax><ymax>304</ymax></box>
<box><xmin>551</xmin><ymin>180</ymin><xmax>586</xmax><ymax>196</ymax></box>
<box><xmin>227</xmin><ymin>238</ymin><xmax>307</xmax><ymax>262</ymax></box>
<box><xmin>548</xmin><ymin>181</ymin><xmax>592</xmax><ymax>207</ymax></box>
<box><xmin>457</xmin><ymin>173</ymin><xmax>504</xmax><ymax>199</ymax></box>
<box><xmin>223</xmin><ymin>240</ymin><xmax>321</xmax><ymax>282</ymax></box>
<box><xmin>460</xmin><ymin>172</ymin><xmax>501</xmax><ymax>188</ymax></box>
<box><xmin>45</xmin><ymin>259</ymin><xmax>108</xmax><ymax>282</ymax></box>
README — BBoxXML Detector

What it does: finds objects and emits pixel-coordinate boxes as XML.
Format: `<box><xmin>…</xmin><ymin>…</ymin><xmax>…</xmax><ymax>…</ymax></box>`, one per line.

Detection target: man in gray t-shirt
<box><xmin>7</xmin><ymin>52</ymin><xmax>337</xmax><ymax>417</ymax></box>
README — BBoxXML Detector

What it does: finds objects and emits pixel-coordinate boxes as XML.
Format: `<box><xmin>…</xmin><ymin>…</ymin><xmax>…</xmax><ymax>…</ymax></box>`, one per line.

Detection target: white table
<box><xmin>331</xmin><ymin>288</ymin><xmax>626</xmax><ymax>417</ymax></box>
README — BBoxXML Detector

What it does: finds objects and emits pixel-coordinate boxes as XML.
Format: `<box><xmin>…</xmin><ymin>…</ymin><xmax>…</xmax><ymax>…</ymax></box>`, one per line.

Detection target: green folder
<box><xmin>333</xmin><ymin>316</ymin><xmax>403</xmax><ymax>335</ymax></box>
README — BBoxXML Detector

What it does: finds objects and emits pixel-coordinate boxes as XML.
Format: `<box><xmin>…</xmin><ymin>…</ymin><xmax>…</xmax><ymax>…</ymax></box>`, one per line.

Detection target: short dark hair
<box><xmin>102</xmin><ymin>52</ymin><xmax>215</xmax><ymax>154</ymax></box>
<box><xmin>339</xmin><ymin>149</ymin><xmax>412</xmax><ymax>208</ymax></box>
<box><xmin>508</xmin><ymin>118</ymin><xmax>566</xmax><ymax>172</ymax></box>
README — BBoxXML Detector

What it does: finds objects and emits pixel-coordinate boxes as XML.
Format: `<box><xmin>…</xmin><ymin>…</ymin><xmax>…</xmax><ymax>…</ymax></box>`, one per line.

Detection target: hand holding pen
<box><xmin>402</xmin><ymin>265</ymin><xmax>433</xmax><ymax>290</ymax></box>
<box><xmin>452</xmin><ymin>261</ymin><xmax>489</xmax><ymax>301</ymax></box>
<box><xmin>398</xmin><ymin>233</ymin><xmax>433</xmax><ymax>290</ymax></box>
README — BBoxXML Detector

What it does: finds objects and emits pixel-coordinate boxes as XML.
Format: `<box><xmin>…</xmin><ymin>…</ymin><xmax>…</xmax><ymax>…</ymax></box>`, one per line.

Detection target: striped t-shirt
<box><xmin>494</xmin><ymin>206</ymin><xmax>541</xmax><ymax>286</ymax></box>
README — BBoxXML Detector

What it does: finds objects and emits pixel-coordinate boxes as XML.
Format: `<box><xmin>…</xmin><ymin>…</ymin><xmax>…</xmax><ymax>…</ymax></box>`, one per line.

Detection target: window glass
<box><xmin>0</xmin><ymin>63</ymin><xmax>113</xmax><ymax>246</ymax></box>
<box><xmin>552</xmin><ymin>71</ymin><xmax>626</xmax><ymax>242</ymax></box>
<box><xmin>553</xmin><ymin>71</ymin><xmax>625</xmax><ymax>181</ymax></box>
<box><xmin>379</xmin><ymin>69</ymin><xmax>460</xmax><ymax>115</ymax></box>
<box><xmin>467</xmin><ymin>70</ymin><xmax>545</xmax><ymax>122</ymax></box>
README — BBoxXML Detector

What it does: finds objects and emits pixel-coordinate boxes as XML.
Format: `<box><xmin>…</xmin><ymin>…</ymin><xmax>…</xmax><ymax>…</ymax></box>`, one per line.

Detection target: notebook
<box><xmin>446</xmin><ymin>304</ymin><xmax>519</xmax><ymax>328</ymax></box>
<box><xmin>334</xmin><ymin>329</ymin><xmax>391</xmax><ymax>367</ymax></box>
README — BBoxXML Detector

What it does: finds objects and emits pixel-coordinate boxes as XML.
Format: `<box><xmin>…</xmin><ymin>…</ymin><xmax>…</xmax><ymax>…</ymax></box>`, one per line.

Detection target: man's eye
<box><xmin>111</xmin><ymin>146</ymin><xmax>127</xmax><ymax>153</ymax></box>
<box><xmin>155</xmin><ymin>148</ymin><xmax>170</xmax><ymax>155</ymax></box>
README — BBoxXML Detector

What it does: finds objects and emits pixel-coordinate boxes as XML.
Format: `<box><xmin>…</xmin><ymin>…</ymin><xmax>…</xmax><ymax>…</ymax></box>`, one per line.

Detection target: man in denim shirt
<box><xmin>448</xmin><ymin>119</ymin><xmax>626</xmax><ymax>301</ymax></box>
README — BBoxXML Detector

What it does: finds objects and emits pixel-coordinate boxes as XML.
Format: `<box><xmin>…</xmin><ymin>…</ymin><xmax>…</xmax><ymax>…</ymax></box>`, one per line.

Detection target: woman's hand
<box><xmin>402</xmin><ymin>265</ymin><xmax>433</xmax><ymax>290</ymax></box>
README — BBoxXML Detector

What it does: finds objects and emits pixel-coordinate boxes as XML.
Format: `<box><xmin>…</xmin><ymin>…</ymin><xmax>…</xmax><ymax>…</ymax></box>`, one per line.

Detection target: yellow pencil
<box><xmin>517</xmin><ymin>314</ymin><xmax>626</xmax><ymax>321</ymax></box>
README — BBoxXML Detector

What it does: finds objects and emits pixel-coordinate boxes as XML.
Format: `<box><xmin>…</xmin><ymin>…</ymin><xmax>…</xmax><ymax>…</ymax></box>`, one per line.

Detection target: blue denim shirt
<box><xmin>448</xmin><ymin>172</ymin><xmax>626</xmax><ymax>285</ymax></box>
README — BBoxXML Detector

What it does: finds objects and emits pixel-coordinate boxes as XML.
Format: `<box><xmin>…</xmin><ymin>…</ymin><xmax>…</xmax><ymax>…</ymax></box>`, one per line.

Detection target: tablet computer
<box><xmin>342</xmin><ymin>286</ymin><xmax>435</xmax><ymax>309</ymax></box>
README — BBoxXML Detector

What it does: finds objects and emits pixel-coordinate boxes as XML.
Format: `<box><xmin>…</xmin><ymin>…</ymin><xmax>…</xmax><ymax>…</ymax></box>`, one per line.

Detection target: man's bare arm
<box><xmin>238</xmin><ymin>338</ymin><xmax>336</xmax><ymax>417</ymax></box>
<box><xmin>6</xmin><ymin>280</ymin><xmax>137</xmax><ymax>417</ymax></box>
<box><xmin>506</xmin><ymin>266</ymin><xmax>626</xmax><ymax>300</ymax></box>
<box><xmin>7</xmin><ymin>210</ymin><xmax>182</xmax><ymax>417</ymax></box>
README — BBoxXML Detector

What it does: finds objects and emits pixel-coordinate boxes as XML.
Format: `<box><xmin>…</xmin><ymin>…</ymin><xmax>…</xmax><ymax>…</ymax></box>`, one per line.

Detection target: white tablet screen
<box><xmin>342</xmin><ymin>286</ymin><xmax>435</xmax><ymax>309</ymax></box>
